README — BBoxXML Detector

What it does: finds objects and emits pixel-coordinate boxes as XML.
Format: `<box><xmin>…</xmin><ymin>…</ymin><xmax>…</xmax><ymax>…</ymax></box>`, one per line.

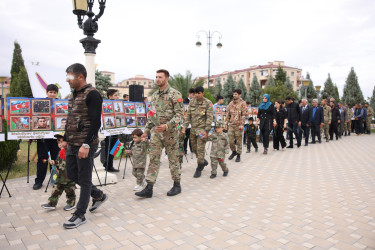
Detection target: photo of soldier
<box><xmin>10</xmin><ymin>99</ymin><xmax>30</xmax><ymax>114</ymax></box>
<box><xmin>32</xmin><ymin>99</ymin><xmax>51</xmax><ymax>114</ymax></box>
<box><xmin>33</xmin><ymin>116</ymin><xmax>51</xmax><ymax>130</ymax></box>
<box><xmin>124</xmin><ymin>103</ymin><xmax>135</xmax><ymax>114</ymax></box>
<box><xmin>10</xmin><ymin>116</ymin><xmax>30</xmax><ymax>131</ymax></box>
<box><xmin>115</xmin><ymin>115</ymin><xmax>126</xmax><ymax>127</ymax></box>
<box><xmin>136</xmin><ymin>116</ymin><xmax>146</xmax><ymax>127</ymax></box>
<box><xmin>113</xmin><ymin>101</ymin><xmax>124</xmax><ymax>113</ymax></box>
<box><xmin>55</xmin><ymin>117</ymin><xmax>67</xmax><ymax>130</ymax></box>
<box><xmin>103</xmin><ymin>116</ymin><xmax>115</xmax><ymax>129</ymax></box>
<box><xmin>55</xmin><ymin>101</ymin><xmax>69</xmax><ymax>114</ymax></box>
<box><xmin>135</xmin><ymin>103</ymin><xmax>146</xmax><ymax>114</ymax></box>
<box><xmin>125</xmin><ymin>116</ymin><xmax>136</xmax><ymax>127</ymax></box>
<box><xmin>102</xmin><ymin>101</ymin><xmax>114</xmax><ymax>114</ymax></box>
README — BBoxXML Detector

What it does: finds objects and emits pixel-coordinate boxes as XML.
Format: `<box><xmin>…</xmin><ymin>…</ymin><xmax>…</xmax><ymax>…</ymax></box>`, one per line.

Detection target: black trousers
<box><xmin>104</xmin><ymin>135</ymin><xmax>118</xmax><ymax>170</ymax></box>
<box><xmin>273</xmin><ymin>126</ymin><xmax>286</xmax><ymax>150</ymax></box>
<box><xmin>245</xmin><ymin>136</ymin><xmax>258</xmax><ymax>150</ymax></box>
<box><xmin>329</xmin><ymin>122</ymin><xmax>339</xmax><ymax>139</ymax></box>
<box><xmin>355</xmin><ymin>119</ymin><xmax>363</xmax><ymax>134</ymax></box>
<box><xmin>310</xmin><ymin>124</ymin><xmax>321</xmax><ymax>142</ymax></box>
<box><xmin>300</xmin><ymin>125</ymin><xmax>310</xmax><ymax>144</ymax></box>
<box><xmin>183</xmin><ymin>128</ymin><xmax>192</xmax><ymax>153</ymax></box>
<box><xmin>66</xmin><ymin>144</ymin><xmax>103</xmax><ymax>216</ymax></box>
<box><xmin>288</xmin><ymin>121</ymin><xmax>301</xmax><ymax>147</ymax></box>
<box><xmin>260</xmin><ymin>128</ymin><xmax>271</xmax><ymax>149</ymax></box>
<box><xmin>35</xmin><ymin>139</ymin><xmax>59</xmax><ymax>184</ymax></box>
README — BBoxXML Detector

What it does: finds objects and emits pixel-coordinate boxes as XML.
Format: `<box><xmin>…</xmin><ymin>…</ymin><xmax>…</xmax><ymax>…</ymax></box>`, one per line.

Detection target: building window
<box><xmin>291</xmin><ymin>72</ymin><xmax>295</xmax><ymax>77</ymax></box>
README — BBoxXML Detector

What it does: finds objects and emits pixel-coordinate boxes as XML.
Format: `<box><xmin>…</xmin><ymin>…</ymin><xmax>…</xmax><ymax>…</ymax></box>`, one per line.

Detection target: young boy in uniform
<box><xmin>125</xmin><ymin>129</ymin><xmax>148</xmax><ymax>191</ymax></box>
<box><xmin>244</xmin><ymin>117</ymin><xmax>258</xmax><ymax>153</ymax></box>
<box><xmin>209</xmin><ymin>121</ymin><xmax>229</xmax><ymax>179</ymax></box>
<box><xmin>41</xmin><ymin>133</ymin><xmax>76</xmax><ymax>211</ymax></box>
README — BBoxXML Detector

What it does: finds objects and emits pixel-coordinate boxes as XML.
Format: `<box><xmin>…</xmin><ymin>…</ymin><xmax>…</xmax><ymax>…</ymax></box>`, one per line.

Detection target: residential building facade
<box><xmin>115</xmin><ymin>75</ymin><xmax>154</xmax><ymax>98</ymax></box>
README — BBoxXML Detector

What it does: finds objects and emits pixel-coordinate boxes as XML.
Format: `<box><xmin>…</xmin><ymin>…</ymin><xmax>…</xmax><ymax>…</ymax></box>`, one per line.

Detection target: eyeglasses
<box><xmin>66</xmin><ymin>74</ymin><xmax>75</xmax><ymax>80</ymax></box>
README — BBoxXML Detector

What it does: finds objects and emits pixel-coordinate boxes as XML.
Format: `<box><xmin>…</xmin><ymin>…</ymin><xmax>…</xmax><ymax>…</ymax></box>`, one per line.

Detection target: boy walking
<box><xmin>244</xmin><ymin>117</ymin><xmax>258</xmax><ymax>153</ymax></box>
<box><xmin>209</xmin><ymin>121</ymin><xmax>229</xmax><ymax>179</ymax></box>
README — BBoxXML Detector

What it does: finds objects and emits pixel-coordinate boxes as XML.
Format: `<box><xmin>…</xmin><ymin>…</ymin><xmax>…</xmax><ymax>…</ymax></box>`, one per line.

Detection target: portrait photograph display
<box><xmin>0</xmin><ymin>98</ymin><xmax>3</xmax><ymax>116</ymax></box>
<box><xmin>215</xmin><ymin>114</ymin><xmax>223</xmax><ymax>122</ymax></box>
<box><xmin>125</xmin><ymin>115</ymin><xmax>136</xmax><ymax>128</ymax></box>
<box><xmin>0</xmin><ymin>118</ymin><xmax>2</xmax><ymax>133</ymax></box>
<box><xmin>32</xmin><ymin>116</ymin><xmax>51</xmax><ymax>131</ymax></box>
<box><xmin>135</xmin><ymin>103</ymin><xmax>146</xmax><ymax>115</ymax></box>
<box><xmin>214</xmin><ymin>105</ymin><xmax>222</xmax><ymax>115</ymax></box>
<box><xmin>103</xmin><ymin>115</ymin><xmax>115</xmax><ymax>129</ymax></box>
<box><xmin>9</xmin><ymin>116</ymin><xmax>30</xmax><ymax>131</ymax></box>
<box><xmin>136</xmin><ymin>116</ymin><xmax>147</xmax><ymax>127</ymax></box>
<box><xmin>102</xmin><ymin>101</ymin><xmax>114</xmax><ymax>114</ymax></box>
<box><xmin>124</xmin><ymin>102</ymin><xmax>135</xmax><ymax>115</ymax></box>
<box><xmin>115</xmin><ymin>115</ymin><xmax>126</xmax><ymax>128</ymax></box>
<box><xmin>113</xmin><ymin>101</ymin><xmax>124</xmax><ymax>114</ymax></box>
<box><xmin>32</xmin><ymin>99</ymin><xmax>51</xmax><ymax>114</ymax></box>
<box><xmin>221</xmin><ymin>106</ymin><xmax>227</xmax><ymax>115</ymax></box>
<box><xmin>55</xmin><ymin>116</ymin><xmax>67</xmax><ymax>131</ymax></box>
<box><xmin>54</xmin><ymin>100</ymin><xmax>69</xmax><ymax>114</ymax></box>
<box><xmin>9</xmin><ymin>98</ymin><xmax>31</xmax><ymax>115</ymax></box>
<box><xmin>222</xmin><ymin>115</ymin><xmax>227</xmax><ymax>122</ymax></box>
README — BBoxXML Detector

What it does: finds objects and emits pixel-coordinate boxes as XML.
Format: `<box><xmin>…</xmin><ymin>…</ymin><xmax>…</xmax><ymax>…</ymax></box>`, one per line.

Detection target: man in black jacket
<box><xmin>300</xmin><ymin>99</ymin><xmax>311</xmax><ymax>146</ymax></box>
<box><xmin>310</xmin><ymin>99</ymin><xmax>324</xmax><ymax>143</ymax></box>
<box><xmin>329</xmin><ymin>100</ymin><xmax>341</xmax><ymax>140</ymax></box>
<box><xmin>285</xmin><ymin>97</ymin><xmax>301</xmax><ymax>148</ymax></box>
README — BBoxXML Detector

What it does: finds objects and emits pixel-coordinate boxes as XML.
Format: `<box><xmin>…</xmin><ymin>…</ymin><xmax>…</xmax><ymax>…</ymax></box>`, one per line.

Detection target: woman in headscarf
<box><xmin>256</xmin><ymin>94</ymin><xmax>276</xmax><ymax>154</ymax></box>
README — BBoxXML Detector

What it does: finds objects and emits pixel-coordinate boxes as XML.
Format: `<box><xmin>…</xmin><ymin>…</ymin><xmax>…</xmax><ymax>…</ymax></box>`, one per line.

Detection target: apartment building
<box><xmin>115</xmin><ymin>75</ymin><xmax>154</xmax><ymax>98</ymax></box>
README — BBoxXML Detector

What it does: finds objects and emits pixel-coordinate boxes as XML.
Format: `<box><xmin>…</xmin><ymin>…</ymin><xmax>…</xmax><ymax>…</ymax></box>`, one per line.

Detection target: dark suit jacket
<box><xmin>310</xmin><ymin>106</ymin><xmax>324</xmax><ymax>125</ymax></box>
<box><xmin>286</xmin><ymin>101</ymin><xmax>302</xmax><ymax>123</ymax></box>
<box><xmin>301</xmin><ymin>105</ymin><xmax>311</xmax><ymax>126</ymax></box>
<box><xmin>331</xmin><ymin>105</ymin><xmax>341</xmax><ymax>124</ymax></box>
<box><xmin>259</xmin><ymin>104</ymin><xmax>276</xmax><ymax>130</ymax></box>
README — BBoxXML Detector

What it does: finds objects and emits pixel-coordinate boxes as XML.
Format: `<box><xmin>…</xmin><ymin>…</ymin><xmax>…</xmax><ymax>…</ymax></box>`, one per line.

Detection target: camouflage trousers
<box><xmin>146</xmin><ymin>128</ymin><xmax>181</xmax><ymax>184</ymax></box>
<box><xmin>190</xmin><ymin>128</ymin><xmax>207</xmax><ymax>165</ymax></box>
<box><xmin>228</xmin><ymin>125</ymin><xmax>243</xmax><ymax>154</ymax></box>
<box><xmin>132</xmin><ymin>168</ymin><xmax>145</xmax><ymax>185</ymax></box>
<box><xmin>366</xmin><ymin>118</ymin><xmax>372</xmax><ymax>132</ymax></box>
<box><xmin>321</xmin><ymin>122</ymin><xmax>330</xmax><ymax>140</ymax></box>
<box><xmin>210</xmin><ymin>157</ymin><xmax>228</xmax><ymax>175</ymax></box>
<box><xmin>48</xmin><ymin>179</ymin><xmax>76</xmax><ymax>206</ymax></box>
<box><xmin>345</xmin><ymin>121</ymin><xmax>351</xmax><ymax>132</ymax></box>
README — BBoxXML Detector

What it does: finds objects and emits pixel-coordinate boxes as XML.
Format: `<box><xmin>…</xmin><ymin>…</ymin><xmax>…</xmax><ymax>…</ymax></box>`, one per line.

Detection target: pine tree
<box><xmin>95</xmin><ymin>70</ymin><xmax>113</xmax><ymax>98</ymax></box>
<box><xmin>248</xmin><ymin>75</ymin><xmax>262</xmax><ymax>106</ymax></box>
<box><xmin>214</xmin><ymin>78</ymin><xmax>223</xmax><ymax>97</ymax></box>
<box><xmin>334</xmin><ymin>84</ymin><xmax>340</xmax><ymax>103</ymax></box>
<box><xmin>341</xmin><ymin>67</ymin><xmax>364</xmax><ymax>106</ymax></box>
<box><xmin>370</xmin><ymin>86</ymin><xmax>375</xmax><ymax>111</ymax></box>
<box><xmin>222</xmin><ymin>73</ymin><xmax>236</xmax><ymax>104</ymax></box>
<box><xmin>9</xmin><ymin>41</ymin><xmax>33</xmax><ymax>97</ymax></box>
<box><xmin>274</xmin><ymin>65</ymin><xmax>287</xmax><ymax>86</ymax></box>
<box><xmin>237</xmin><ymin>78</ymin><xmax>247</xmax><ymax>100</ymax></box>
<box><xmin>266</xmin><ymin>74</ymin><xmax>276</xmax><ymax>87</ymax></box>
<box><xmin>321</xmin><ymin>74</ymin><xmax>336</xmax><ymax>101</ymax></box>
<box><xmin>284</xmin><ymin>76</ymin><xmax>293</xmax><ymax>89</ymax></box>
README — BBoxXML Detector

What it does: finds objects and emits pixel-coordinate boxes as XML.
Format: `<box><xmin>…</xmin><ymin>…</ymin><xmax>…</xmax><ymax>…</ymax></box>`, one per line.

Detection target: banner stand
<box><xmin>93</xmin><ymin>163</ymin><xmax>102</xmax><ymax>187</ymax></box>
<box><xmin>0</xmin><ymin>139</ymin><xmax>21</xmax><ymax>198</ymax></box>
<box><xmin>122</xmin><ymin>153</ymin><xmax>133</xmax><ymax>180</ymax></box>
<box><xmin>104</xmin><ymin>135</ymin><xmax>112</xmax><ymax>186</ymax></box>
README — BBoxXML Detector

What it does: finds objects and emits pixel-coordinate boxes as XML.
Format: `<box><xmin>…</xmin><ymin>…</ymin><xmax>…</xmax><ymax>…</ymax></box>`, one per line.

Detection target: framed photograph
<box><xmin>9</xmin><ymin>116</ymin><xmax>30</xmax><ymax>131</ymax></box>
<box><xmin>214</xmin><ymin>106</ymin><xmax>222</xmax><ymax>115</ymax></box>
<box><xmin>125</xmin><ymin>115</ymin><xmax>136</xmax><ymax>128</ymax></box>
<box><xmin>247</xmin><ymin>106</ymin><xmax>252</xmax><ymax>116</ymax></box>
<box><xmin>113</xmin><ymin>101</ymin><xmax>124</xmax><ymax>114</ymax></box>
<box><xmin>136</xmin><ymin>116</ymin><xmax>147</xmax><ymax>127</ymax></box>
<box><xmin>32</xmin><ymin>116</ymin><xmax>51</xmax><ymax>130</ymax></box>
<box><xmin>32</xmin><ymin>99</ymin><xmax>51</xmax><ymax>114</ymax></box>
<box><xmin>103</xmin><ymin>115</ymin><xmax>115</xmax><ymax>129</ymax></box>
<box><xmin>0</xmin><ymin>98</ymin><xmax>3</xmax><ymax>116</ymax></box>
<box><xmin>0</xmin><ymin>118</ymin><xmax>2</xmax><ymax>133</ymax></box>
<box><xmin>115</xmin><ymin>115</ymin><xmax>126</xmax><ymax>127</ymax></box>
<box><xmin>55</xmin><ymin>100</ymin><xmax>69</xmax><ymax>114</ymax></box>
<box><xmin>102</xmin><ymin>101</ymin><xmax>114</xmax><ymax>114</ymax></box>
<box><xmin>135</xmin><ymin>103</ymin><xmax>146</xmax><ymax>115</ymax></box>
<box><xmin>252</xmin><ymin>107</ymin><xmax>258</xmax><ymax>116</ymax></box>
<box><xmin>9</xmin><ymin>98</ymin><xmax>30</xmax><ymax>115</ymax></box>
<box><xmin>124</xmin><ymin>102</ymin><xmax>135</xmax><ymax>115</ymax></box>
<box><xmin>55</xmin><ymin>116</ymin><xmax>67</xmax><ymax>131</ymax></box>
<box><xmin>221</xmin><ymin>106</ymin><xmax>227</xmax><ymax>114</ymax></box>
<box><xmin>215</xmin><ymin>114</ymin><xmax>223</xmax><ymax>122</ymax></box>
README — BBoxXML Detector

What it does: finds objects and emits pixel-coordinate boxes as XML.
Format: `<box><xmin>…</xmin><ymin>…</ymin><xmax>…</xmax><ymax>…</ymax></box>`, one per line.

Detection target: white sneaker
<box><xmin>133</xmin><ymin>185</ymin><xmax>142</xmax><ymax>191</ymax></box>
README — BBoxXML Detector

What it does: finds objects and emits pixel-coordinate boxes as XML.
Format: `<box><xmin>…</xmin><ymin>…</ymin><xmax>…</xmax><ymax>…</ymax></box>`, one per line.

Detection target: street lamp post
<box><xmin>315</xmin><ymin>85</ymin><xmax>321</xmax><ymax>101</ymax></box>
<box><xmin>302</xmin><ymin>78</ymin><xmax>310</xmax><ymax>99</ymax></box>
<box><xmin>196</xmin><ymin>30</ymin><xmax>222</xmax><ymax>88</ymax></box>
<box><xmin>72</xmin><ymin>0</ymin><xmax>107</xmax><ymax>86</ymax></box>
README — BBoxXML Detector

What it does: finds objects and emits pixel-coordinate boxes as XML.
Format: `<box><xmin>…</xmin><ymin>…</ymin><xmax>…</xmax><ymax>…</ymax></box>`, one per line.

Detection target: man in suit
<box><xmin>310</xmin><ymin>99</ymin><xmax>324</xmax><ymax>143</ymax></box>
<box><xmin>300</xmin><ymin>99</ymin><xmax>311</xmax><ymax>146</ymax></box>
<box><xmin>329</xmin><ymin>100</ymin><xmax>341</xmax><ymax>140</ymax></box>
<box><xmin>338</xmin><ymin>102</ymin><xmax>347</xmax><ymax>137</ymax></box>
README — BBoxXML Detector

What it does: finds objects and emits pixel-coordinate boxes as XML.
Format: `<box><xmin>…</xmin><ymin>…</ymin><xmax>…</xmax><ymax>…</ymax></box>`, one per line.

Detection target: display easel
<box><xmin>0</xmin><ymin>139</ymin><xmax>21</xmax><ymax>198</ymax></box>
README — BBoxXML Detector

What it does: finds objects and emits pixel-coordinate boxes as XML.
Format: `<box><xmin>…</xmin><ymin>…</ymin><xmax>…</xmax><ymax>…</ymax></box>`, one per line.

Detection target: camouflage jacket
<box><xmin>130</xmin><ymin>141</ymin><xmax>149</xmax><ymax>168</ymax></box>
<box><xmin>366</xmin><ymin>106</ymin><xmax>374</xmax><ymax>118</ymax></box>
<box><xmin>347</xmin><ymin>109</ymin><xmax>354</xmax><ymax>120</ymax></box>
<box><xmin>145</xmin><ymin>86</ymin><xmax>184</xmax><ymax>134</ymax></box>
<box><xmin>226</xmin><ymin>98</ymin><xmax>248</xmax><ymax>127</ymax></box>
<box><xmin>323</xmin><ymin>105</ymin><xmax>332</xmax><ymax>123</ymax></box>
<box><xmin>209</xmin><ymin>132</ymin><xmax>229</xmax><ymax>159</ymax></box>
<box><xmin>183</xmin><ymin>97</ymin><xmax>214</xmax><ymax>134</ymax></box>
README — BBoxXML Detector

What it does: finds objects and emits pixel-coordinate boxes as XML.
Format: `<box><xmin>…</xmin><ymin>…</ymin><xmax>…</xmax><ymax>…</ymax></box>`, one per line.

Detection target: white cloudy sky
<box><xmin>1</xmin><ymin>0</ymin><xmax>374</xmax><ymax>98</ymax></box>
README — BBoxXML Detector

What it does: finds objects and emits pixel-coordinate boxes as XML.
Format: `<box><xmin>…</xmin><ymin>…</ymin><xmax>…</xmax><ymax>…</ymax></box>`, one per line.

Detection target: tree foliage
<box><xmin>168</xmin><ymin>70</ymin><xmax>197</xmax><ymax>99</ymax></box>
<box><xmin>214</xmin><ymin>78</ymin><xmax>223</xmax><ymax>97</ymax></box>
<box><xmin>95</xmin><ymin>70</ymin><xmax>113</xmax><ymax>98</ymax></box>
<box><xmin>341</xmin><ymin>67</ymin><xmax>364</xmax><ymax>106</ymax></box>
<box><xmin>274</xmin><ymin>65</ymin><xmax>287</xmax><ymax>86</ymax></box>
<box><xmin>370</xmin><ymin>86</ymin><xmax>375</xmax><ymax>111</ymax></box>
<box><xmin>299</xmin><ymin>72</ymin><xmax>317</xmax><ymax>103</ymax></box>
<box><xmin>266</xmin><ymin>74</ymin><xmax>276</xmax><ymax>87</ymax></box>
<box><xmin>222</xmin><ymin>73</ymin><xmax>236</xmax><ymax>104</ymax></box>
<box><xmin>247</xmin><ymin>75</ymin><xmax>262</xmax><ymax>106</ymax></box>
<box><xmin>321</xmin><ymin>74</ymin><xmax>337</xmax><ymax>101</ymax></box>
<box><xmin>236</xmin><ymin>78</ymin><xmax>247</xmax><ymax>100</ymax></box>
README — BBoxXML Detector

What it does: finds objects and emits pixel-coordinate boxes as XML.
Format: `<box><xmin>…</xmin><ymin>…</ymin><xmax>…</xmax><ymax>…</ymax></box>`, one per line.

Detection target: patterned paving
<box><xmin>1</xmin><ymin>135</ymin><xmax>375</xmax><ymax>249</ymax></box>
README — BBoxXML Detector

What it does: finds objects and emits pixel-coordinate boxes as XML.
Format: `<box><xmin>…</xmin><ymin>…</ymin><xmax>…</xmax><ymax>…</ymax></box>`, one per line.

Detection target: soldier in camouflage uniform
<box><xmin>41</xmin><ymin>134</ymin><xmax>76</xmax><ymax>211</ymax></box>
<box><xmin>209</xmin><ymin>121</ymin><xmax>229</xmax><ymax>179</ymax></box>
<box><xmin>345</xmin><ymin>105</ymin><xmax>353</xmax><ymax>136</ymax></box>
<box><xmin>135</xmin><ymin>69</ymin><xmax>184</xmax><ymax>198</ymax></box>
<box><xmin>183</xmin><ymin>86</ymin><xmax>213</xmax><ymax>178</ymax></box>
<box><xmin>125</xmin><ymin>129</ymin><xmax>149</xmax><ymax>192</ymax></box>
<box><xmin>321</xmin><ymin>99</ymin><xmax>332</xmax><ymax>142</ymax></box>
<box><xmin>365</xmin><ymin>103</ymin><xmax>374</xmax><ymax>134</ymax></box>
<box><xmin>225</xmin><ymin>89</ymin><xmax>248</xmax><ymax>162</ymax></box>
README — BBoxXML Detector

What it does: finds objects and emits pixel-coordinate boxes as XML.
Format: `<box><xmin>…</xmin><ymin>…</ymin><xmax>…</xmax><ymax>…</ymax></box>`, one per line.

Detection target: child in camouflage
<box><xmin>125</xmin><ymin>129</ymin><xmax>149</xmax><ymax>191</ymax></box>
<box><xmin>244</xmin><ymin>117</ymin><xmax>258</xmax><ymax>153</ymax></box>
<box><xmin>41</xmin><ymin>133</ymin><xmax>76</xmax><ymax>211</ymax></box>
<box><xmin>209</xmin><ymin>121</ymin><xmax>229</xmax><ymax>179</ymax></box>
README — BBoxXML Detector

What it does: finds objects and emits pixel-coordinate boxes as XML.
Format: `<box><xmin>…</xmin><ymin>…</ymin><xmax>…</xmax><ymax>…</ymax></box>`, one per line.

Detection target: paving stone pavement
<box><xmin>1</xmin><ymin>135</ymin><xmax>375</xmax><ymax>249</ymax></box>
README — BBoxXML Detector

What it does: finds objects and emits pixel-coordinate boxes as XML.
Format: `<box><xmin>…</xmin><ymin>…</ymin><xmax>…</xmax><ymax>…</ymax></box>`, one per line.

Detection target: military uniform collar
<box><xmin>233</xmin><ymin>97</ymin><xmax>243</xmax><ymax>104</ymax></box>
<box><xmin>158</xmin><ymin>85</ymin><xmax>170</xmax><ymax>95</ymax></box>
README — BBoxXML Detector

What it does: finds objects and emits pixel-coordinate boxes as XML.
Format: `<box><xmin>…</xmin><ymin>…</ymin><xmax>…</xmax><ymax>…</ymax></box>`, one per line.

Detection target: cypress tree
<box><xmin>222</xmin><ymin>73</ymin><xmax>236</xmax><ymax>104</ymax></box>
<box><xmin>247</xmin><ymin>75</ymin><xmax>262</xmax><ymax>106</ymax></box>
<box><xmin>10</xmin><ymin>41</ymin><xmax>33</xmax><ymax>97</ymax></box>
<box><xmin>95</xmin><ymin>70</ymin><xmax>113</xmax><ymax>98</ymax></box>
<box><xmin>274</xmin><ymin>65</ymin><xmax>287</xmax><ymax>86</ymax></box>
<box><xmin>266</xmin><ymin>74</ymin><xmax>276</xmax><ymax>87</ymax></box>
<box><xmin>370</xmin><ymin>86</ymin><xmax>375</xmax><ymax>111</ymax></box>
<box><xmin>214</xmin><ymin>78</ymin><xmax>223</xmax><ymax>97</ymax></box>
<box><xmin>341</xmin><ymin>67</ymin><xmax>364</xmax><ymax>106</ymax></box>
<box><xmin>321</xmin><ymin>74</ymin><xmax>337</xmax><ymax>101</ymax></box>
<box><xmin>237</xmin><ymin>78</ymin><xmax>247</xmax><ymax>100</ymax></box>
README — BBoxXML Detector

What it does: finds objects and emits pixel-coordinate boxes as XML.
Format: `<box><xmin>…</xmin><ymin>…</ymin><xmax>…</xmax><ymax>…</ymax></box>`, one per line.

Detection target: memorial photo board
<box><xmin>9</xmin><ymin>98</ymin><xmax>31</xmax><ymax>115</ymax></box>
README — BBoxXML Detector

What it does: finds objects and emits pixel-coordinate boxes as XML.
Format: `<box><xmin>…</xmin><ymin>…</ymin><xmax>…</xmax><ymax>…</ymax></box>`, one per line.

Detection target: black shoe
<box><xmin>344</xmin><ymin>132</ymin><xmax>347</xmax><ymax>136</ymax></box>
<box><xmin>203</xmin><ymin>159</ymin><xmax>209</xmax><ymax>167</ymax></box>
<box><xmin>255</xmin><ymin>148</ymin><xmax>258</xmax><ymax>152</ymax></box>
<box><xmin>41</xmin><ymin>203</ymin><xmax>56</xmax><ymax>210</ymax></box>
<box><xmin>286</xmin><ymin>146</ymin><xmax>293</xmax><ymax>149</ymax></box>
<box><xmin>167</xmin><ymin>182</ymin><xmax>181</xmax><ymax>196</ymax></box>
<box><xmin>235</xmin><ymin>154</ymin><xmax>240</xmax><ymax>162</ymax></box>
<box><xmin>263</xmin><ymin>148</ymin><xmax>268</xmax><ymax>155</ymax></box>
<box><xmin>336</xmin><ymin>136</ymin><xmax>339</xmax><ymax>140</ymax></box>
<box><xmin>107</xmin><ymin>168</ymin><xmax>119</xmax><ymax>172</ymax></box>
<box><xmin>223</xmin><ymin>170</ymin><xmax>229</xmax><ymax>177</ymax></box>
<box><xmin>304</xmin><ymin>143</ymin><xmax>308</xmax><ymax>146</ymax></box>
<box><xmin>135</xmin><ymin>183</ymin><xmax>153</xmax><ymax>198</ymax></box>
<box><xmin>33</xmin><ymin>183</ymin><xmax>42</xmax><ymax>190</ymax></box>
<box><xmin>310</xmin><ymin>141</ymin><xmax>316</xmax><ymax>144</ymax></box>
<box><xmin>210</xmin><ymin>174</ymin><xmax>217</xmax><ymax>179</ymax></box>
<box><xmin>228</xmin><ymin>151</ymin><xmax>237</xmax><ymax>160</ymax></box>
<box><xmin>319</xmin><ymin>140</ymin><xmax>322</xmax><ymax>143</ymax></box>
<box><xmin>193</xmin><ymin>163</ymin><xmax>204</xmax><ymax>178</ymax></box>
<box><xmin>348</xmin><ymin>132</ymin><xmax>351</xmax><ymax>136</ymax></box>
<box><xmin>246</xmin><ymin>149</ymin><xmax>250</xmax><ymax>153</ymax></box>
<box><xmin>63</xmin><ymin>213</ymin><xmax>86</xmax><ymax>229</ymax></box>
<box><xmin>89</xmin><ymin>193</ymin><xmax>108</xmax><ymax>212</ymax></box>
<box><xmin>297</xmin><ymin>143</ymin><xmax>301</xmax><ymax>148</ymax></box>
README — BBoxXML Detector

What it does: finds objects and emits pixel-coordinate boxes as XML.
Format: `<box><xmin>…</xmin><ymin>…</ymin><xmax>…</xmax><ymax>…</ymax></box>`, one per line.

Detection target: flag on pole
<box><xmin>110</xmin><ymin>140</ymin><xmax>123</xmax><ymax>156</ymax></box>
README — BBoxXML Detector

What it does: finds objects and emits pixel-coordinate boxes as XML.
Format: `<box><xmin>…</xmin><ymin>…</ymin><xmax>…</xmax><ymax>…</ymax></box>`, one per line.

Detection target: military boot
<box><xmin>210</xmin><ymin>174</ymin><xmax>217</xmax><ymax>179</ymax></box>
<box><xmin>193</xmin><ymin>164</ymin><xmax>204</xmax><ymax>178</ymax></box>
<box><xmin>246</xmin><ymin>147</ymin><xmax>250</xmax><ymax>153</ymax></box>
<box><xmin>167</xmin><ymin>181</ymin><xmax>181</xmax><ymax>196</ymax></box>
<box><xmin>135</xmin><ymin>183</ymin><xmax>153</xmax><ymax>198</ymax></box>
<box><xmin>344</xmin><ymin>131</ymin><xmax>347</xmax><ymax>136</ymax></box>
<box><xmin>228</xmin><ymin>151</ymin><xmax>237</xmax><ymax>160</ymax></box>
<box><xmin>203</xmin><ymin>159</ymin><xmax>209</xmax><ymax>167</ymax></box>
<box><xmin>235</xmin><ymin>154</ymin><xmax>241</xmax><ymax>162</ymax></box>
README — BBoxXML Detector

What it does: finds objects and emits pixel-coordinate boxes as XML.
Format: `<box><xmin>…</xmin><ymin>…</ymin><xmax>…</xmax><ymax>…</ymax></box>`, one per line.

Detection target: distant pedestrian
<box><xmin>257</xmin><ymin>94</ymin><xmax>275</xmax><ymax>154</ymax></box>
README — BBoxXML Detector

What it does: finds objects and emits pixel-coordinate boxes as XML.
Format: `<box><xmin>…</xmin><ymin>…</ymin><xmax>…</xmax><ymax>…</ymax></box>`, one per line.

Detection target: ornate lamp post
<box><xmin>196</xmin><ymin>30</ymin><xmax>222</xmax><ymax>88</ymax></box>
<box><xmin>302</xmin><ymin>78</ymin><xmax>310</xmax><ymax>99</ymax></box>
<box><xmin>315</xmin><ymin>85</ymin><xmax>321</xmax><ymax>101</ymax></box>
<box><xmin>72</xmin><ymin>0</ymin><xmax>106</xmax><ymax>86</ymax></box>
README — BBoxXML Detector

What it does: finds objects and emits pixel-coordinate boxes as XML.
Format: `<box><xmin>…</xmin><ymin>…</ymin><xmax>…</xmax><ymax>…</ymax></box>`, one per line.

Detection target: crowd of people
<box><xmin>34</xmin><ymin>64</ymin><xmax>373</xmax><ymax>230</ymax></box>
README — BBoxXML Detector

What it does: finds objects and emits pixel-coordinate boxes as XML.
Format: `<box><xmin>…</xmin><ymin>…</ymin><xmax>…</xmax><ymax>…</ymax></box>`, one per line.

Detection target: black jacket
<box><xmin>331</xmin><ymin>105</ymin><xmax>341</xmax><ymax>124</ymax></box>
<box><xmin>310</xmin><ymin>106</ymin><xmax>324</xmax><ymax>125</ymax></box>
<box><xmin>258</xmin><ymin>104</ymin><xmax>275</xmax><ymax>130</ymax></box>
<box><xmin>286</xmin><ymin>102</ymin><xmax>301</xmax><ymax>123</ymax></box>
<box><xmin>301</xmin><ymin>105</ymin><xmax>311</xmax><ymax>126</ymax></box>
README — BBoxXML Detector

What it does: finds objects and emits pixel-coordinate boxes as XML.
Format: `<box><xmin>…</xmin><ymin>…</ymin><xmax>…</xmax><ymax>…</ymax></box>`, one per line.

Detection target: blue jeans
<box><xmin>66</xmin><ymin>144</ymin><xmax>102</xmax><ymax>216</ymax></box>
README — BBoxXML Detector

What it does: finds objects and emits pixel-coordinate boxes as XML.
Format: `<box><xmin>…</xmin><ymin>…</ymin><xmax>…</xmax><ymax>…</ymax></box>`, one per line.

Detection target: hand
<box><xmin>181</xmin><ymin>128</ymin><xmax>186</xmax><ymax>134</ymax></box>
<box><xmin>61</xmin><ymin>141</ymin><xmax>68</xmax><ymax>149</ymax></box>
<box><xmin>155</xmin><ymin>124</ymin><xmax>167</xmax><ymax>133</ymax></box>
<box><xmin>200</xmin><ymin>131</ymin><xmax>208</xmax><ymax>139</ymax></box>
<box><xmin>338</xmin><ymin>120</ymin><xmax>341</xmax><ymax>124</ymax></box>
<box><xmin>78</xmin><ymin>146</ymin><xmax>89</xmax><ymax>159</ymax></box>
<box><xmin>298</xmin><ymin>121</ymin><xmax>301</xmax><ymax>127</ymax></box>
<box><xmin>49</xmin><ymin>160</ymin><xmax>55</xmax><ymax>165</ymax></box>
<box><xmin>284</xmin><ymin>123</ymin><xmax>287</xmax><ymax>128</ymax></box>
<box><xmin>306</xmin><ymin>124</ymin><xmax>310</xmax><ymax>127</ymax></box>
